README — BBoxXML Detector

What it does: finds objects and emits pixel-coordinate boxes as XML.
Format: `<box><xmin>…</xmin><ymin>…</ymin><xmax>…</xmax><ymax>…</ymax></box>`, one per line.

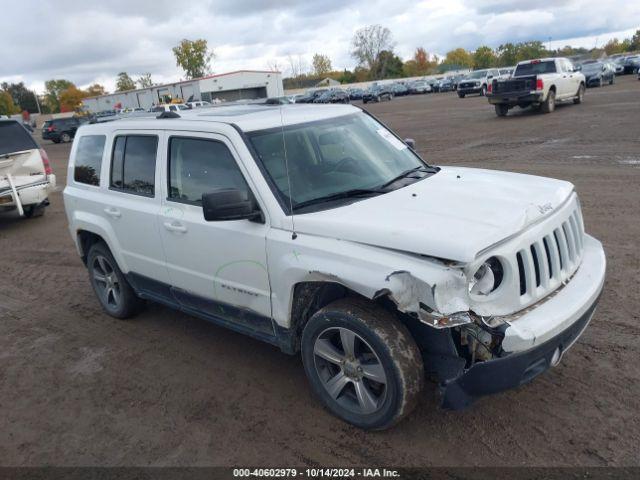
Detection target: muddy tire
<box><xmin>301</xmin><ymin>297</ymin><xmax>424</xmax><ymax>430</ymax></box>
<box><xmin>573</xmin><ymin>84</ymin><xmax>585</xmax><ymax>104</ymax></box>
<box><xmin>541</xmin><ymin>89</ymin><xmax>556</xmax><ymax>113</ymax></box>
<box><xmin>495</xmin><ymin>104</ymin><xmax>509</xmax><ymax>117</ymax></box>
<box><xmin>86</xmin><ymin>242</ymin><xmax>144</xmax><ymax>319</ymax></box>
<box><xmin>23</xmin><ymin>203</ymin><xmax>46</xmax><ymax>218</ymax></box>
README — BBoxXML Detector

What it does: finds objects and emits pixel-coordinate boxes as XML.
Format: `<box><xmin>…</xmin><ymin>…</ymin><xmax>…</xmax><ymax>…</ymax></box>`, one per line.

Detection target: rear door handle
<box><xmin>104</xmin><ymin>207</ymin><xmax>121</xmax><ymax>218</ymax></box>
<box><xmin>163</xmin><ymin>221</ymin><xmax>187</xmax><ymax>233</ymax></box>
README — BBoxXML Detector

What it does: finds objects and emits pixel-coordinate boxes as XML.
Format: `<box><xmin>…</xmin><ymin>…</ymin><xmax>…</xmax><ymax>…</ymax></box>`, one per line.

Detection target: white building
<box><xmin>82</xmin><ymin>70</ymin><xmax>284</xmax><ymax>112</ymax></box>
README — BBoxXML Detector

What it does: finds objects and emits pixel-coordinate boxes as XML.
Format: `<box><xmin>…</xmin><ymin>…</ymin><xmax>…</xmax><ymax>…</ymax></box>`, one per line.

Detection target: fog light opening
<box><xmin>550</xmin><ymin>347</ymin><xmax>562</xmax><ymax>367</ymax></box>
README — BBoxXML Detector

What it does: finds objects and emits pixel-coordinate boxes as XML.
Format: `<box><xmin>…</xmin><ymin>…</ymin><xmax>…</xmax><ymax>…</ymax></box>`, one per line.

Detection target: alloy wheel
<box><xmin>313</xmin><ymin>327</ymin><xmax>387</xmax><ymax>415</ymax></box>
<box><xmin>91</xmin><ymin>255</ymin><xmax>121</xmax><ymax>309</ymax></box>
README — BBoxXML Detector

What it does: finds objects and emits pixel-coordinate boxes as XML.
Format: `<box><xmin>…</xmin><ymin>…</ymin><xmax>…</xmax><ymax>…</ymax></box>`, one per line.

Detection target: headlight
<box><xmin>469</xmin><ymin>257</ymin><xmax>504</xmax><ymax>296</ymax></box>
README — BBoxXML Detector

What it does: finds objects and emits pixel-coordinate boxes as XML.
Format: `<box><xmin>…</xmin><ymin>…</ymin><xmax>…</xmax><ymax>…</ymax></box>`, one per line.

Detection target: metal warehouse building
<box><xmin>82</xmin><ymin>70</ymin><xmax>284</xmax><ymax>112</ymax></box>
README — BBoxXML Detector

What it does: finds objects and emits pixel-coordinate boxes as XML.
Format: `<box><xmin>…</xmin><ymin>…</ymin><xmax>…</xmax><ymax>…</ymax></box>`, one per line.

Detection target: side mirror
<box><xmin>404</xmin><ymin>138</ymin><xmax>416</xmax><ymax>149</ymax></box>
<box><xmin>202</xmin><ymin>188</ymin><xmax>263</xmax><ymax>222</ymax></box>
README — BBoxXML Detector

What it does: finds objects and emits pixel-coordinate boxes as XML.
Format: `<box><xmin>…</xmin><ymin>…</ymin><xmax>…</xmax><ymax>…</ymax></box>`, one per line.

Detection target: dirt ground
<box><xmin>1</xmin><ymin>76</ymin><xmax>639</xmax><ymax>467</ymax></box>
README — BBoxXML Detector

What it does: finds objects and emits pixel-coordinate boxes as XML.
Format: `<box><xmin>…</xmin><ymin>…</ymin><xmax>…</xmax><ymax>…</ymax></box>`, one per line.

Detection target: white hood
<box><xmin>292</xmin><ymin>167</ymin><xmax>574</xmax><ymax>263</ymax></box>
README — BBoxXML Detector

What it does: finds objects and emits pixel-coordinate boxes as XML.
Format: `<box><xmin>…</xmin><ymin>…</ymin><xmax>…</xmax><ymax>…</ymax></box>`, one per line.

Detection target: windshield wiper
<box><xmin>377</xmin><ymin>166</ymin><xmax>431</xmax><ymax>190</ymax></box>
<box><xmin>292</xmin><ymin>188</ymin><xmax>383</xmax><ymax>211</ymax></box>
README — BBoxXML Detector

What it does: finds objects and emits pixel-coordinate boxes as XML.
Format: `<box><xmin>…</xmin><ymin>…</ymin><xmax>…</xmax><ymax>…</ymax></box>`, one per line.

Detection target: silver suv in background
<box><xmin>0</xmin><ymin>119</ymin><xmax>56</xmax><ymax>217</ymax></box>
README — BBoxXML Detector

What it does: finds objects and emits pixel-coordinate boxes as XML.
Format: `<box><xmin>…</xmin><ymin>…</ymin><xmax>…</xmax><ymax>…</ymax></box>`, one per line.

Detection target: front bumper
<box><xmin>441</xmin><ymin>234</ymin><xmax>606</xmax><ymax>409</ymax></box>
<box><xmin>458</xmin><ymin>86</ymin><xmax>481</xmax><ymax>94</ymax></box>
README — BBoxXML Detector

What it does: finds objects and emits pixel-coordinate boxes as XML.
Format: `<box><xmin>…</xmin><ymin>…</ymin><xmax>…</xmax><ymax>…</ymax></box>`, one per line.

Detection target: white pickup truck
<box><xmin>488</xmin><ymin>58</ymin><xmax>586</xmax><ymax>116</ymax></box>
<box><xmin>0</xmin><ymin>119</ymin><xmax>56</xmax><ymax>217</ymax></box>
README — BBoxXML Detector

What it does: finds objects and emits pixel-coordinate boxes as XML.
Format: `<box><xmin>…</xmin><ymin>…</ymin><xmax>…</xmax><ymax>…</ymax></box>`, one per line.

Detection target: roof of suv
<box><xmin>79</xmin><ymin>104</ymin><xmax>359</xmax><ymax>133</ymax></box>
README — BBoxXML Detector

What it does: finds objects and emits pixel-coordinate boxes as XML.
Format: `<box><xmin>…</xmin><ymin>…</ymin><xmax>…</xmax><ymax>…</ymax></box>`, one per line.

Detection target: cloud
<box><xmin>1</xmin><ymin>0</ymin><xmax>638</xmax><ymax>92</ymax></box>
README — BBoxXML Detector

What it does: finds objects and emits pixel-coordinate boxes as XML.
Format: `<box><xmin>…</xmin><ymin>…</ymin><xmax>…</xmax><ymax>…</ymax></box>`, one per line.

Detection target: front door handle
<box><xmin>163</xmin><ymin>221</ymin><xmax>187</xmax><ymax>233</ymax></box>
<box><xmin>104</xmin><ymin>207</ymin><xmax>121</xmax><ymax>218</ymax></box>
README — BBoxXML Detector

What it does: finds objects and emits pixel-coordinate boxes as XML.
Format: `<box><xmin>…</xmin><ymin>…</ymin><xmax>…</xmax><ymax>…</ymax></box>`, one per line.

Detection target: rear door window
<box><xmin>74</xmin><ymin>135</ymin><xmax>106</xmax><ymax>186</ymax></box>
<box><xmin>0</xmin><ymin>121</ymin><xmax>38</xmax><ymax>155</ymax></box>
<box><xmin>110</xmin><ymin>135</ymin><xmax>158</xmax><ymax>196</ymax></box>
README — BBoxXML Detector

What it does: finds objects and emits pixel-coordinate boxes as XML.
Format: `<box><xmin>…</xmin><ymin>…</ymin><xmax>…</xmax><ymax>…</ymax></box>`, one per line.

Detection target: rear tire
<box><xmin>541</xmin><ymin>89</ymin><xmax>556</xmax><ymax>113</ymax></box>
<box><xmin>494</xmin><ymin>104</ymin><xmax>509</xmax><ymax>117</ymax></box>
<box><xmin>86</xmin><ymin>242</ymin><xmax>144</xmax><ymax>319</ymax></box>
<box><xmin>61</xmin><ymin>132</ymin><xmax>71</xmax><ymax>143</ymax></box>
<box><xmin>23</xmin><ymin>203</ymin><xmax>46</xmax><ymax>218</ymax></box>
<box><xmin>573</xmin><ymin>84</ymin><xmax>585</xmax><ymax>104</ymax></box>
<box><xmin>301</xmin><ymin>298</ymin><xmax>424</xmax><ymax>430</ymax></box>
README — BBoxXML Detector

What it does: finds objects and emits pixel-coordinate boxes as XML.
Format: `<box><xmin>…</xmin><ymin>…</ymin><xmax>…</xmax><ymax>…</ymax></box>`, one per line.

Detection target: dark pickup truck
<box><xmin>487</xmin><ymin>58</ymin><xmax>585</xmax><ymax>117</ymax></box>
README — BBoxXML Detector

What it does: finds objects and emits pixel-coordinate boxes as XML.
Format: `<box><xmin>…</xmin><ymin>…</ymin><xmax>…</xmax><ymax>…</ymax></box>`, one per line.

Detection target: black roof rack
<box><xmin>156</xmin><ymin>111</ymin><xmax>181</xmax><ymax>119</ymax></box>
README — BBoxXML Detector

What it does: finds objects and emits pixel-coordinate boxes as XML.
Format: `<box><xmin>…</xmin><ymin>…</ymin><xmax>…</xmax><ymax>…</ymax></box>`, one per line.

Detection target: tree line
<box><xmin>2</xmin><ymin>29</ymin><xmax>638</xmax><ymax>115</ymax></box>
<box><xmin>283</xmin><ymin>25</ymin><xmax>640</xmax><ymax>88</ymax></box>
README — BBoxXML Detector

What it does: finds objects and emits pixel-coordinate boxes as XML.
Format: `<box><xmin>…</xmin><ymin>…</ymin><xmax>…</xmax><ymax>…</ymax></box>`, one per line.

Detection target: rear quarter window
<box><xmin>74</xmin><ymin>135</ymin><xmax>106</xmax><ymax>186</ymax></box>
<box><xmin>0</xmin><ymin>121</ymin><xmax>38</xmax><ymax>155</ymax></box>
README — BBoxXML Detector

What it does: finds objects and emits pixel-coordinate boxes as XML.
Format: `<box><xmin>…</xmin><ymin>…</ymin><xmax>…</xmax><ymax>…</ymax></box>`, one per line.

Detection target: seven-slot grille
<box><xmin>515</xmin><ymin>206</ymin><xmax>585</xmax><ymax>302</ymax></box>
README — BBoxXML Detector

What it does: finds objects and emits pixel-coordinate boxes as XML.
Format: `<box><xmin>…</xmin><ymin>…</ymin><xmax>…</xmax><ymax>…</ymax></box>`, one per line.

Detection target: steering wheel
<box><xmin>331</xmin><ymin>157</ymin><xmax>360</xmax><ymax>173</ymax></box>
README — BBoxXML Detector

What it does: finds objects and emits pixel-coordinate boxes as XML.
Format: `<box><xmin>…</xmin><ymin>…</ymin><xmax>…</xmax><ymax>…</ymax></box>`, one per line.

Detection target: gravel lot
<box><xmin>1</xmin><ymin>76</ymin><xmax>639</xmax><ymax>466</ymax></box>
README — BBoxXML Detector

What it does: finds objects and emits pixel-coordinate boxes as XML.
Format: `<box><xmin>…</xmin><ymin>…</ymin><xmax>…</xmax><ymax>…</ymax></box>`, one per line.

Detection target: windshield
<box><xmin>467</xmin><ymin>70</ymin><xmax>487</xmax><ymax>79</ymax></box>
<box><xmin>514</xmin><ymin>61</ymin><xmax>556</xmax><ymax>76</ymax></box>
<box><xmin>0</xmin><ymin>121</ymin><xmax>38</xmax><ymax>156</ymax></box>
<box><xmin>581</xmin><ymin>62</ymin><xmax>602</xmax><ymax>72</ymax></box>
<box><xmin>247</xmin><ymin>112</ymin><xmax>433</xmax><ymax>213</ymax></box>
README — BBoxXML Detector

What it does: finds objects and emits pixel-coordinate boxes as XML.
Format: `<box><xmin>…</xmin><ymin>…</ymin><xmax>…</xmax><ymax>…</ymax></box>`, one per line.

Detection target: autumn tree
<box><xmin>0</xmin><ymin>82</ymin><xmax>39</xmax><ymax>112</ymax></box>
<box><xmin>442</xmin><ymin>48</ymin><xmax>473</xmax><ymax>69</ymax></box>
<box><xmin>44</xmin><ymin>79</ymin><xmax>74</xmax><ymax>113</ymax></box>
<box><xmin>473</xmin><ymin>46</ymin><xmax>497</xmax><ymax>69</ymax></box>
<box><xmin>312</xmin><ymin>53</ymin><xmax>332</xmax><ymax>77</ymax></box>
<box><xmin>85</xmin><ymin>84</ymin><xmax>107</xmax><ymax>97</ymax></box>
<box><xmin>136</xmin><ymin>73</ymin><xmax>154</xmax><ymax>89</ymax></box>
<box><xmin>404</xmin><ymin>47</ymin><xmax>436</xmax><ymax>76</ymax></box>
<box><xmin>172</xmin><ymin>39</ymin><xmax>214</xmax><ymax>79</ymax></box>
<box><xmin>0</xmin><ymin>90</ymin><xmax>20</xmax><ymax>115</ymax></box>
<box><xmin>371</xmin><ymin>50</ymin><xmax>404</xmax><ymax>79</ymax></box>
<box><xmin>630</xmin><ymin>29</ymin><xmax>640</xmax><ymax>51</ymax></box>
<box><xmin>59</xmin><ymin>85</ymin><xmax>87</xmax><ymax>112</ymax></box>
<box><xmin>351</xmin><ymin>24</ymin><xmax>395</xmax><ymax>74</ymax></box>
<box><xmin>115</xmin><ymin>72</ymin><xmax>136</xmax><ymax>92</ymax></box>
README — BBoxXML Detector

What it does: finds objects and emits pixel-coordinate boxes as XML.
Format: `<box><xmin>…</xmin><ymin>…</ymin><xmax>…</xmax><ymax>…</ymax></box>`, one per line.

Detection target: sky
<box><xmin>1</xmin><ymin>0</ymin><xmax>638</xmax><ymax>93</ymax></box>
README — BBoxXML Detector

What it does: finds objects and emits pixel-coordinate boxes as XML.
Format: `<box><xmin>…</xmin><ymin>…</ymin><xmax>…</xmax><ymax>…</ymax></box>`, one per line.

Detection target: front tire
<box><xmin>573</xmin><ymin>84</ymin><xmax>585</xmax><ymax>104</ymax></box>
<box><xmin>301</xmin><ymin>298</ymin><xmax>424</xmax><ymax>430</ymax></box>
<box><xmin>541</xmin><ymin>89</ymin><xmax>556</xmax><ymax>113</ymax></box>
<box><xmin>87</xmin><ymin>242</ymin><xmax>144</xmax><ymax>319</ymax></box>
<box><xmin>458</xmin><ymin>92</ymin><xmax>465</xmax><ymax>98</ymax></box>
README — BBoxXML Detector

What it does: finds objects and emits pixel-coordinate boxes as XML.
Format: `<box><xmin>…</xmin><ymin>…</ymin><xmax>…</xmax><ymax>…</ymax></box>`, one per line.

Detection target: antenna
<box><xmin>278</xmin><ymin>103</ymin><xmax>297</xmax><ymax>240</ymax></box>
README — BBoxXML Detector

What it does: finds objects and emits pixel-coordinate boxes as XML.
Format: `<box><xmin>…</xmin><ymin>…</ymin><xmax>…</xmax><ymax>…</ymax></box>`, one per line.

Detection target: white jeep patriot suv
<box><xmin>64</xmin><ymin>104</ymin><xmax>606</xmax><ymax>430</ymax></box>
